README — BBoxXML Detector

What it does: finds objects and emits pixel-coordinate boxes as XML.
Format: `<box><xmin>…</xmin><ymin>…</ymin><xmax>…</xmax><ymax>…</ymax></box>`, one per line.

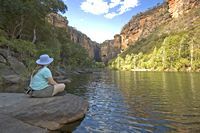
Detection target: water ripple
<box><xmin>67</xmin><ymin>71</ymin><xmax>200</xmax><ymax>133</ymax></box>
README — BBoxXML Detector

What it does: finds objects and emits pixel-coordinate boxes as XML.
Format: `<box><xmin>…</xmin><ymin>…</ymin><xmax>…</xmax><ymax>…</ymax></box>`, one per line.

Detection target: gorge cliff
<box><xmin>47</xmin><ymin>13</ymin><xmax>101</xmax><ymax>61</ymax></box>
<box><xmin>100</xmin><ymin>0</ymin><xmax>200</xmax><ymax>64</ymax></box>
<box><xmin>168</xmin><ymin>0</ymin><xmax>199</xmax><ymax>18</ymax></box>
<box><xmin>68</xmin><ymin>26</ymin><xmax>100</xmax><ymax>61</ymax></box>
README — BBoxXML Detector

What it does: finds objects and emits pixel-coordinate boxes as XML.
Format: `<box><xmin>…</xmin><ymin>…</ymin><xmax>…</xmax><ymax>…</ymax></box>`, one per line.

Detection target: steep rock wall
<box><xmin>120</xmin><ymin>3</ymin><xmax>170</xmax><ymax>50</ymax></box>
<box><xmin>168</xmin><ymin>0</ymin><xmax>200</xmax><ymax>18</ymax></box>
<box><xmin>100</xmin><ymin>39</ymin><xmax>120</xmax><ymax>64</ymax></box>
<box><xmin>100</xmin><ymin>0</ymin><xmax>200</xmax><ymax>63</ymax></box>
<box><xmin>99</xmin><ymin>2</ymin><xmax>170</xmax><ymax>63</ymax></box>
<box><xmin>47</xmin><ymin>13</ymin><xmax>100</xmax><ymax>60</ymax></box>
<box><xmin>67</xmin><ymin>26</ymin><xmax>100</xmax><ymax>60</ymax></box>
<box><xmin>47</xmin><ymin>13</ymin><xmax>68</xmax><ymax>30</ymax></box>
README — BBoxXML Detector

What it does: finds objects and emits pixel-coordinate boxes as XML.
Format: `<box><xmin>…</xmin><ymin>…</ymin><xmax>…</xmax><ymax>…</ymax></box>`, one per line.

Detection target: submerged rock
<box><xmin>0</xmin><ymin>93</ymin><xmax>88</xmax><ymax>132</ymax></box>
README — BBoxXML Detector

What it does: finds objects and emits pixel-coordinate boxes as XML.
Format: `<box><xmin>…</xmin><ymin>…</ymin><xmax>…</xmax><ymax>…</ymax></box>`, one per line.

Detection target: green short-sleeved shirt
<box><xmin>30</xmin><ymin>66</ymin><xmax>52</xmax><ymax>90</ymax></box>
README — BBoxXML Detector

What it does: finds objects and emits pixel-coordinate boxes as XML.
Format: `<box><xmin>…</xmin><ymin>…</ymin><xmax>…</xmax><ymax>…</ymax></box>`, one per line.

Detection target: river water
<box><xmin>67</xmin><ymin>70</ymin><xmax>200</xmax><ymax>133</ymax></box>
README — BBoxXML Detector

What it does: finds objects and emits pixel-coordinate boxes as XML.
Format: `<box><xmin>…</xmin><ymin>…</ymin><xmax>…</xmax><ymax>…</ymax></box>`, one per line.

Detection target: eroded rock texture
<box><xmin>0</xmin><ymin>93</ymin><xmax>88</xmax><ymax>132</ymax></box>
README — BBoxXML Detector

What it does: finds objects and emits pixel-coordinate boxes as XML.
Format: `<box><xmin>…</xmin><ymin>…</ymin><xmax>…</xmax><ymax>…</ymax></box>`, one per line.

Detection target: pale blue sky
<box><xmin>63</xmin><ymin>0</ymin><xmax>164</xmax><ymax>43</ymax></box>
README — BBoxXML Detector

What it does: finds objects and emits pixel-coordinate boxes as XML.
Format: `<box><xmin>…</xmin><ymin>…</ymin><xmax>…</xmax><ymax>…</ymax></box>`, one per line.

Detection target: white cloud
<box><xmin>109</xmin><ymin>0</ymin><xmax>121</xmax><ymax>8</ymax></box>
<box><xmin>80</xmin><ymin>0</ymin><xmax>109</xmax><ymax>15</ymax></box>
<box><xmin>118</xmin><ymin>0</ymin><xmax>138</xmax><ymax>15</ymax></box>
<box><xmin>81</xmin><ymin>0</ymin><xmax>139</xmax><ymax>19</ymax></box>
<box><xmin>104</xmin><ymin>12</ymin><xmax>118</xmax><ymax>19</ymax></box>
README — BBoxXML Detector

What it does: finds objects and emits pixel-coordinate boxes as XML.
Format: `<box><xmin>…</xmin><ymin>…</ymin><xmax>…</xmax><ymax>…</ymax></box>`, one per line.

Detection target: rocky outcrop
<box><xmin>93</xmin><ymin>44</ymin><xmax>101</xmax><ymax>61</ymax></box>
<box><xmin>100</xmin><ymin>40</ymin><xmax>120</xmax><ymax>64</ymax></box>
<box><xmin>121</xmin><ymin>0</ymin><xmax>200</xmax><ymax>49</ymax></box>
<box><xmin>0</xmin><ymin>114</ymin><xmax>46</xmax><ymax>133</ymax></box>
<box><xmin>100</xmin><ymin>3</ymin><xmax>170</xmax><ymax>63</ymax></box>
<box><xmin>0</xmin><ymin>93</ymin><xmax>88</xmax><ymax>132</ymax></box>
<box><xmin>0</xmin><ymin>48</ymin><xmax>26</xmax><ymax>85</ymax></box>
<box><xmin>100</xmin><ymin>0</ymin><xmax>200</xmax><ymax>63</ymax></box>
<box><xmin>47</xmin><ymin>13</ymin><xmax>100</xmax><ymax>60</ymax></box>
<box><xmin>47</xmin><ymin>13</ymin><xmax>68</xmax><ymax>30</ymax></box>
<box><xmin>168</xmin><ymin>0</ymin><xmax>200</xmax><ymax>18</ymax></box>
<box><xmin>113</xmin><ymin>34</ymin><xmax>121</xmax><ymax>49</ymax></box>
<box><xmin>99</xmin><ymin>34</ymin><xmax>122</xmax><ymax>64</ymax></box>
<box><xmin>68</xmin><ymin>26</ymin><xmax>100</xmax><ymax>60</ymax></box>
<box><xmin>7</xmin><ymin>56</ymin><xmax>26</xmax><ymax>75</ymax></box>
<box><xmin>2</xmin><ymin>75</ymin><xmax>21</xmax><ymax>84</ymax></box>
<box><xmin>0</xmin><ymin>54</ymin><xmax>6</xmax><ymax>63</ymax></box>
<box><xmin>120</xmin><ymin>3</ymin><xmax>170</xmax><ymax>50</ymax></box>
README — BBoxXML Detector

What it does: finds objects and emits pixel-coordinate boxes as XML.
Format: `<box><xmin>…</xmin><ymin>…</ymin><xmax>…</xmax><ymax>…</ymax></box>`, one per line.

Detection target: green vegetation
<box><xmin>0</xmin><ymin>0</ymin><xmax>94</xmax><ymax>72</ymax></box>
<box><xmin>109</xmin><ymin>10</ymin><xmax>200</xmax><ymax>72</ymax></box>
<box><xmin>93</xmin><ymin>62</ymin><xmax>105</xmax><ymax>68</ymax></box>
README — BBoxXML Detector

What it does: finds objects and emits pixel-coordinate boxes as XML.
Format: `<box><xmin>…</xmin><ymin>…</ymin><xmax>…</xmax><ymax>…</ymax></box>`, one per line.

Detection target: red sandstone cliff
<box><xmin>100</xmin><ymin>0</ymin><xmax>200</xmax><ymax>63</ymax></box>
<box><xmin>100</xmin><ymin>40</ymin><xmax>120</xmax><ymax>64</ymax></box>
<box><xmin>100</xmin><ymin>2</ymin><xmax>170</xmax><ymax>63</ymax></box>
<box><xmin>47</xmin><ymin>13</ymin><xmax>100</xmax><ymax>60</ymax></box>
<box><xmin>47</xmin><ymin>13</ymin><xmax>68</xmax><ymax>30</ymax></box>
<box><xmin>168</xmin><ymin>0</ymin><xmax>200</xmax><ymax>18</ymax></box>
<box><xmin>68</xmin><ymin>26</ymin><xmax>100</xmax><ymax>60</ymax></box>
<box><xmin>120</xmin><ymin>3</ymin><xmax>170</xmax><ymax>50</ymax></box>
<box><xmin>100</xmin><ymin>35</ymin><xmax>121</xmax><ymax>64</ymax></box>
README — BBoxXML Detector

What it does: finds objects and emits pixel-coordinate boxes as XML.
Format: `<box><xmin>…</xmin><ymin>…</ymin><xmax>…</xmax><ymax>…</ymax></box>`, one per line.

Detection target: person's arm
<box><xmin>48</xmin><ymin>77</ymin><xmax>58</xmax><ymax>85</ymax></box>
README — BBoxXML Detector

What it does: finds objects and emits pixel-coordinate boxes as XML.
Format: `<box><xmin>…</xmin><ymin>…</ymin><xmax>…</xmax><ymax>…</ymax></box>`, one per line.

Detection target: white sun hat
<box><xmin>36</xmin><ymin>54</ymin><xmax>54</xmax><ymax>65</ymax></box>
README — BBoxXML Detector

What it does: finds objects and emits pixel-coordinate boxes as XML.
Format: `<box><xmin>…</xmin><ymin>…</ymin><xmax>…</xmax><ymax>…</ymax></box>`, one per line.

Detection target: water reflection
<box><xmin>2</xmin><ymin>70</ymin><xmax>199</xmax><ymax>132</ymax></box>
<box><xmin>70</xmin><ymin>70</ymin><xmax>200</xmax><ymax>132</ymax></box>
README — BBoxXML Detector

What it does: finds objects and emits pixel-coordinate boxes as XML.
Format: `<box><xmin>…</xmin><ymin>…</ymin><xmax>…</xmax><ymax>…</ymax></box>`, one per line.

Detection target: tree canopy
<box><xmin>0</xmin><ymin>0</ymin><xmax>94</xmax><ymax>70</ymax></box>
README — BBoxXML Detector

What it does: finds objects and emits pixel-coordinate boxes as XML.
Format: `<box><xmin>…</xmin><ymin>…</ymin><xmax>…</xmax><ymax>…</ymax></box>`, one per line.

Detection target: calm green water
<box><xmin>67</xmin><ymin>70</ymin><xmax>200</xmax><ymax>133</ymax></box>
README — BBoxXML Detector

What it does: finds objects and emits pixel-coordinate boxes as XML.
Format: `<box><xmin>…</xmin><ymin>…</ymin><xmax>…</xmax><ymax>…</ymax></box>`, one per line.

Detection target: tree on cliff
<box><xmin>0</xmin><ymin>0</ymin><xmax>93</xmax><ymax>69</ymax></box>
<box><xmin>0</xmin><ymin>0</ymin><xmax>67</xmax><ymax>41</ymax></box>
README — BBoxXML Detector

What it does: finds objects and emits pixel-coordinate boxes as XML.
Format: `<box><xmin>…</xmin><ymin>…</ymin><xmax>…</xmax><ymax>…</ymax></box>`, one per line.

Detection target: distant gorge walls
<box><xmin>47</xmin><ymin>13</ymin><xmax>101</xmax><ymax>61</ymax></box>
<box><xmin>68</xmin><ymin>26</ymin><xmax>101</xmax><ymax>61</ymax></box>
<box><xmin>100</xmin><ymin>0</ymin><xmax>200</xmax><ymax>63</ymax></box>
<box><xmin>47</xmin><ymin>0</ymin><xmax>200</xmax><ymax>63</ymax></box>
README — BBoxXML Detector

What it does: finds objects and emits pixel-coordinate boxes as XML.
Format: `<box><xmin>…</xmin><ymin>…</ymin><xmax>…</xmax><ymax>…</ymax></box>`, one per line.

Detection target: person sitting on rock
<box><xmin>27</xmin><ymin>54</ymin><xmax>65</xmax><ymax>97</ymax></box>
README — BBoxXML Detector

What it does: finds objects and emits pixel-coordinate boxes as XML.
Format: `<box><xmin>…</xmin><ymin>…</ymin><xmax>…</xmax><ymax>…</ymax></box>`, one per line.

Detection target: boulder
<box><xmin>0</xmin><ymin>93</ymin><xmax>88</xmax><ymax>131</ymax></box>
<box><xmin>0</xmin><ymin>63</ymin><xmax>16</xmax><ymax>76</ymax></box>
<box><xmin>7</xmin><ymin>56</ymin><xmax>27</xmax><ymax>74</ymax></box>
<box><xmin>2</xmin><ymin>74</ymin><xmax>21</xmax><ymax>84</ymax></box>
<box><xmin>0</xmin><ymin>114</ymin><xmax>46</xmax><ymax>133</ymax></box>
<box><xmin>0</xmin><ymin>54</ymin><xmax>6</xmax><ymax>63</ymax></box>
<box><xmin>0</xmin><ymin>48</ymin><xmax>9</xmax><ymax>58</ymax></box>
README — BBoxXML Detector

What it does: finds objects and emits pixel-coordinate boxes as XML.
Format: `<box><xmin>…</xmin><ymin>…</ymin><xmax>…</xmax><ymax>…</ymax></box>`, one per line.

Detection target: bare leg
<box><xmin>52</xmin><ymin>83</ymin><xmax>65</xmax><ymax>96</ymax></box>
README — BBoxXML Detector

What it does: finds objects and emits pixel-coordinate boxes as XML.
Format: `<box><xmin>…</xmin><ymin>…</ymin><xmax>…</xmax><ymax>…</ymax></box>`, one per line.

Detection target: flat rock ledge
<box><xmin>0</xmin><ymin>93</ymin><xmax>89</xmax><ymax>132</ymax></box>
